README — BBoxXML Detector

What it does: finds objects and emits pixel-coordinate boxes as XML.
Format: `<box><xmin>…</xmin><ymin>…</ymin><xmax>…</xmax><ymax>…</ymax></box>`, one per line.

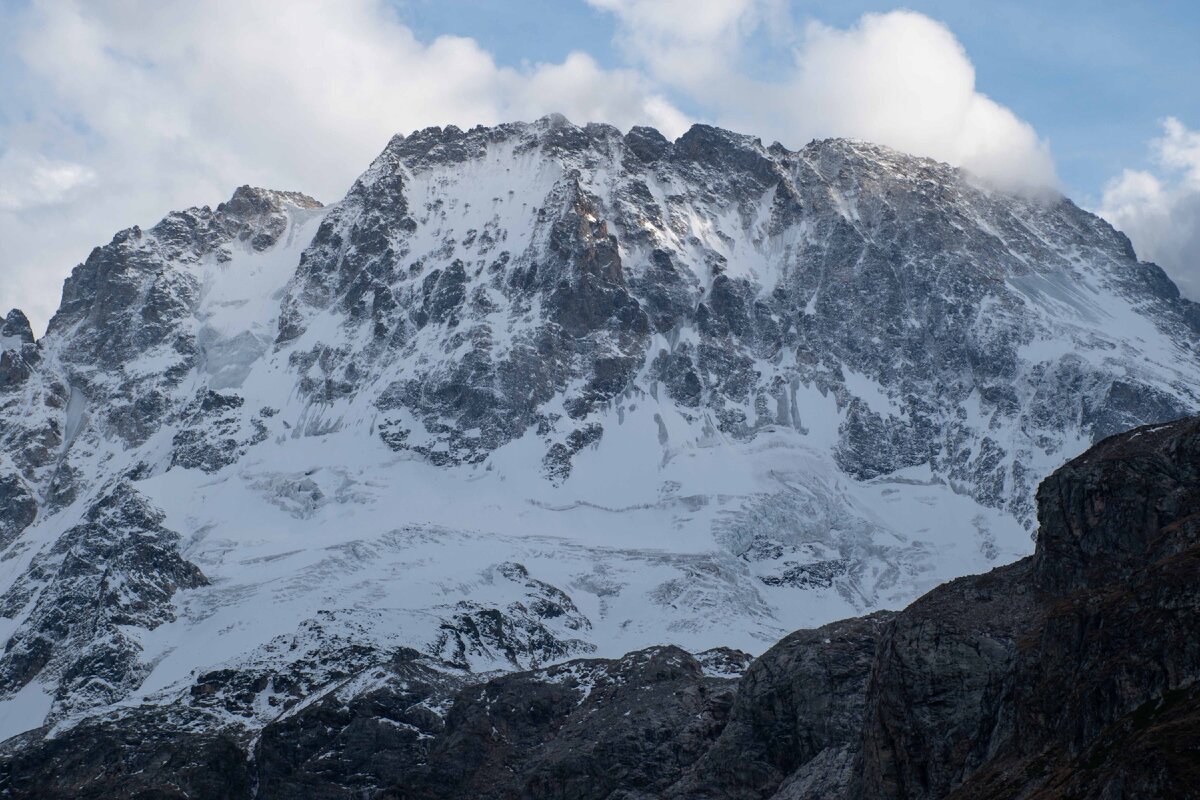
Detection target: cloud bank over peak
<box><xmin>591</xmin><ymin>3</ymin><xmax>1058</xmax><ymax>191</ymax></box>
<box><xmin>0</xmin><ymin>0</ymin><xmax>1099</xmax><ymax>330</ymax></box>
<box><xmin>788</xmin><ymin>13</ymin><xmax>1056</xmax><ymax>190</ymax></box>
<box><xmin>1099</xmin><ymin>118</ymin><xmax>1200</xmax><ymax>298</ymax></box>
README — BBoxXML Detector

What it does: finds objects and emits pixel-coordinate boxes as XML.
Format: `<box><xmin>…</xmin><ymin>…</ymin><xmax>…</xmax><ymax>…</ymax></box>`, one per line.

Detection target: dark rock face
<box><xmin>1031</xmin><ymin>417</ymin><xmax>1200</xmax><ymax>593</ymax></box>
<box><xmin>0</xmin><ymin>310</ymin><xmax>45</xmax><ymax>474</ymax></box>
<box><xmin>666</xmin><ymin>612</ymin><xmax>893</xmax><ymax>799</ymax></box>
<box><xmin>255</xmin><ymin>650</ymin><xmax>466</xmax><ymax>800</ymax></box>
<box><xmin>170</xmin><ymin>389</ymin><xmax>269</xmax><ymax>472</ymax></box>
<box><xmin>942</xmin><ymin>421</ymin><xmax>1200</xmax><ymax>799</ymax></box>
<box><xmin>853</xmin><ymin>560</ymin><xmax>1038</xmax><ymax>799</ymax></box>
<box><xmin>5</xmin><ymin>417</ymin><xmax>1199</xmax><ymax>798</ymax></box>
<box><xmin>0</xmin><ymin>708</ymin><xmax>254</xmax><ymax>800</ymax></box>
<box><xmin>849</xmin><ymin>417</ymin><xmax>1200</xmax><ymax>800</ymax></box>
<box><xmin>386</xmin><ymin>646</ymin><xmax>736</xmax><ymax>800</ymax></box>
<box><xmin>0</xmin><ymin>311</ymin><xmax>34</xmax><ymax>346</ymax></box>
<box><xmin>0</xmin><ymin>473</ymin><xmax>37</xmax><ymax>550</ymax></box>
<box><xmin>0</xmin><ymin>484</ymin><xmax>207</xmax><ymax>718</ymax></box>
<box><xmin>273</xmin><ymin>117</ymin><xmax>1200</xmax><ymax>527</ymax></box>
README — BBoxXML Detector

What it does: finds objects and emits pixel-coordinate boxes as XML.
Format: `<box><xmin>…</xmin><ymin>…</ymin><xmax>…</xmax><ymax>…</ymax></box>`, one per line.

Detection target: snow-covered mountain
<box><xmin>0</xmin><ymin>115</ymin><xmax>1197</xmax><ymax>740</ymax></box>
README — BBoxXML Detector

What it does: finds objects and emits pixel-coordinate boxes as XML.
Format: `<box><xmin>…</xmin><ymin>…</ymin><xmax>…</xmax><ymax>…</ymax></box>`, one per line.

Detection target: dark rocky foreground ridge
<box><xmin>3</xmin><ymin>414</ymin><xmax>1198</xmax><ymax>798</ymax></box>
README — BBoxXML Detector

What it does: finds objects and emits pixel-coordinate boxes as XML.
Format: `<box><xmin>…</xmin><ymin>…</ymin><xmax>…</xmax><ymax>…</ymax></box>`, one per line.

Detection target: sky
<box><xmin>0</xmin><ymin>0</ymin><xmax>1197</xmax><ymax>332</ymax></box>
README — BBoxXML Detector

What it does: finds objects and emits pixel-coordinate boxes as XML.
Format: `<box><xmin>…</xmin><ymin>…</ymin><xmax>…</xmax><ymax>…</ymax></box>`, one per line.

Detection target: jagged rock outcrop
<box><xmin>0</xmin><ymin>483</ymin><xmax>207</xmax><ymax>719</ymax></box>
<box><xmin>848</xmin><ymin>416</ymin><xmax>1200</xmax><ymax>799</ymax></box>
<box><xmin>0</xmin><ymin>310</ymin><xmax>46</xmax><ymax>545</ymax></box>
<box><xmin>275</xmin><ymin>117</ymin><xmax>1200</xmax><ymax>525</ymax></box>
<box><xmin>0</xmin><ymin>310</ymin><xmax>33</xmax><ymax>346</ymax></box>
<box><xmin>380</xmin><ymin>646</ymin><xmax>736</xmax><ymax>800</ymax></box>
<box><xmin>666</xmin><ymin>612</ymin><xmax>895</xmax><ymax>799</ymax></box>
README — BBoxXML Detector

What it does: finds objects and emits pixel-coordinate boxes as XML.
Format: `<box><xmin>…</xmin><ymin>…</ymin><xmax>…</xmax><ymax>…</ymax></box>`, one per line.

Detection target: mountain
<box><xmin>5</xmin><ymin>409</ymin><xmax>1199</xmax><ymax>799</ymax></box>
<box><xmin>0</xmin><ymin>115</ymin><xmax>1198</xmax><ymax>748</ymax></box>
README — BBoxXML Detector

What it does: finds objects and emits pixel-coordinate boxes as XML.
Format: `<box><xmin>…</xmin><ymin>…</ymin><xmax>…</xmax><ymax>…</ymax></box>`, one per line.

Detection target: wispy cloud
<box><xmin>1099</xmin><ymin>118</ymin><xmax>1200</xmax><ymax>299</ymax></box>
<box><xmin>0</xmin><ymin>151</ymin><xmax>96</xmax><ymax>212</ymax></box>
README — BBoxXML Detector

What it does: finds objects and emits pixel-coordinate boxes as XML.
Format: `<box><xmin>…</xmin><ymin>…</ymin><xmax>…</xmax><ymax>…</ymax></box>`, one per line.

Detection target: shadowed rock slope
<box><xmin>3</xmin><ymin>415</ymin><xmax>1198</xmax><ymax>797</ymax></box>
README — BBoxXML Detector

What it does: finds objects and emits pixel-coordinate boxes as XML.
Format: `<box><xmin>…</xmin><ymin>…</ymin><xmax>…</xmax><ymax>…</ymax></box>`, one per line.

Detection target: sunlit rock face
<box><xmin>0</xmin><ymin>116</ymin><xmax>1197</xmax><ymax>746</ymax></box>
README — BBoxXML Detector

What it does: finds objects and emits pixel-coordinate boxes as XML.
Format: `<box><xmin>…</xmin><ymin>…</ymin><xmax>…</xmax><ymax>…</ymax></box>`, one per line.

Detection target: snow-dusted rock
<box><xmin>0</xmin><ymin>116</ymin><xmax>1197</xmax><ymax>741</ymax></box>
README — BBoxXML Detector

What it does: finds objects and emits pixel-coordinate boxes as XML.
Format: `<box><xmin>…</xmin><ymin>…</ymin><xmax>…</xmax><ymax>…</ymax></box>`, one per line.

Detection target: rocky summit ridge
<box><xmin>0</xmin><ymin>115</ymin><xmax>1197</xmax><ymax>763</ymax></box>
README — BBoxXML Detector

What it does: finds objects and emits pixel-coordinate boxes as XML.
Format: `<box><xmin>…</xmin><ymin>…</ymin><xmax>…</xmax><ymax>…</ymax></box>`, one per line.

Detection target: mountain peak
<box><xmin>220</xmin><ymin>185</ymin><xmax>323</xmax><ymax>216</ymax></box>
<box><xmin>370</xmin><ymin>117</ymin><xmax>1052</xmax><ymax>211</ymax></box>
<box><xmin>0</xmin><ymin>309</ymin><xmax>33</xmax><ymax>347</ymax></box>
<box><xmin>1</xmin><ymin>117</ymin><xmax>1199</xmax><ymax>746</ymax></box>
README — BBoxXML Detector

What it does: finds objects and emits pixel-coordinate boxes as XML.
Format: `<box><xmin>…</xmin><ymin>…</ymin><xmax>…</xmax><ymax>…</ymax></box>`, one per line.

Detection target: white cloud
<box><xmin>590</xmin><ymin>3</ymin><xmax>1057</xmax><ymax>191</ymax></box>
<box><xmin>1158</xmin><ymin>117</ymin><xmax>1200</xmax><ymax>180</ymax></box>
<box><xmin>783</xmin><ymin>13</ymin><xmax>1056</xmax><ymax>189</ymax></box>
<box><xmin>504</xmin><ymin>52</ymin><xmax>691</xmax><ymax>140</ymax></box>
<box><xmin>1</xmin><ymin>1</ymin><xmax>1063</xmax><ymax>332</ymax></box>
<box><xmin>0</xmin><ymin>151</ymin><xmax>95</xmax><ymax>212</ymax></box>
<box><xmin>1099</xmin><ymin>118</ymin><xmax>1200</xmax><ymax>299</ymax></box>
<box><xmin>0</xmin><ymin>0</ymin><xmax>685</xmax><ymax>331</ymax></box>
<box><xmin>590</xmin><ymin>0</ymin><xmax>774</xmax><ymax>95</ymax></box>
